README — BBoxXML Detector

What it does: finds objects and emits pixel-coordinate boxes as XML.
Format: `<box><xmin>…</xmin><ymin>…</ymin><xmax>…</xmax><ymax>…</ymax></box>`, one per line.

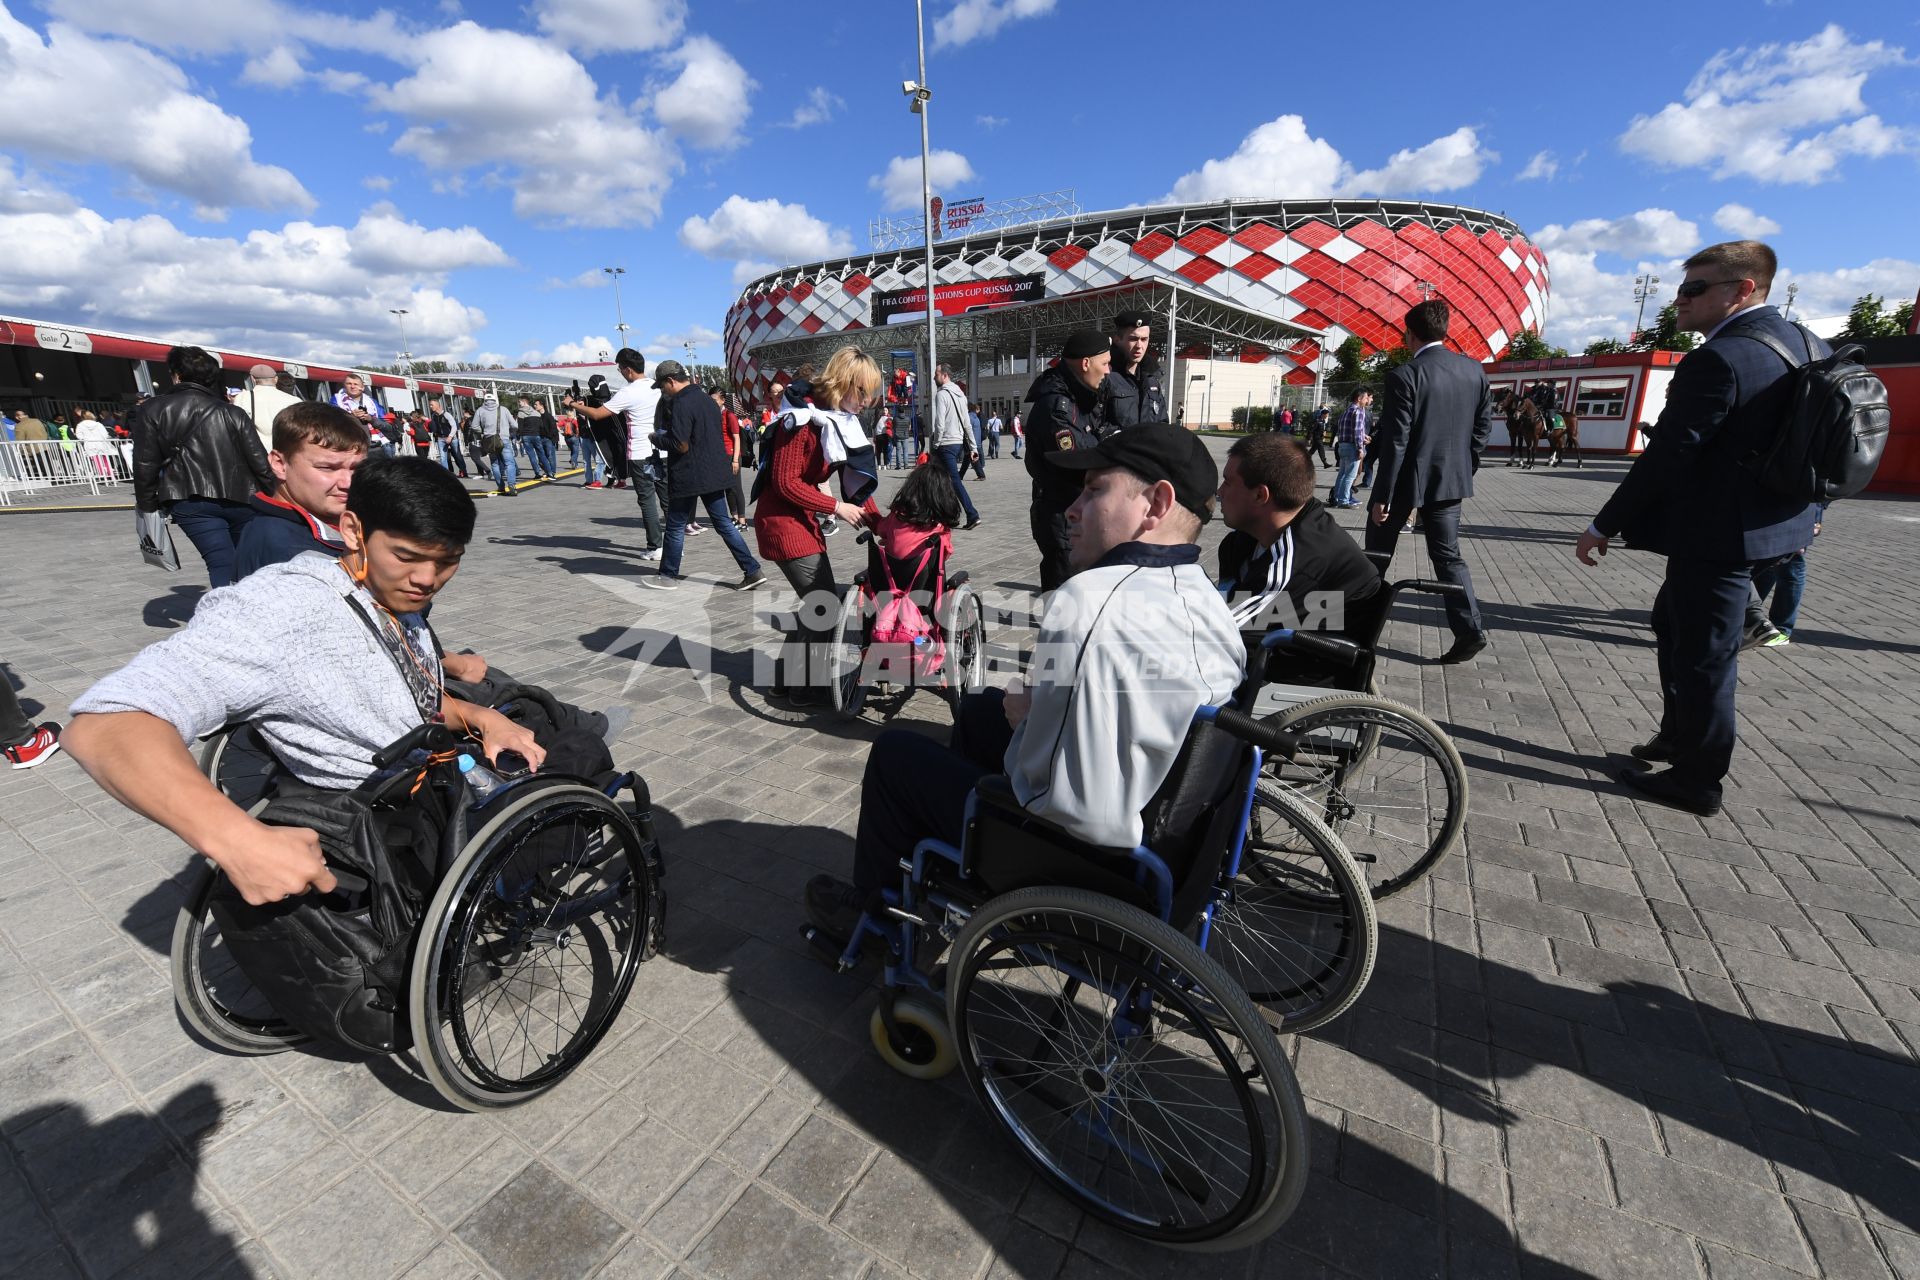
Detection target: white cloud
<box><xmin>37</xmin><ymin>0</ymin><xmax>400</xmax><ymax>55</ymax></box>
<box><xmin>1712</xmin><ymin>202</ymin><xmax>1782</xmax><ymax>237</ymax></box>
<box><xmin>976</xmin><ymin>114</ymin><xmax>1008</xmax><ymax>130</ymax></box>
<box><xmin>533</xmin><ymin>0</ymin><xmax>685</xmax><ymax>53</ymax></box>
<box><xmin>728</xmin><ymin>260</ymin><xmax>777</xmax><ymax>286</ymax></box>
<box><xmin>1343</xmin><ymin>126</ymin><xmax>1496</xmax><ymax>195</ymax></box>
<box><xmin>1778</xmin><ymin>260</ymin><xmax>1920</xmax><ymax>338</ymax></box>
<box><xmin>240</xmin><ymin>45</ymin><xmax>307</xmax><ymax>87</ymax></box>
<box><xmin>1165</xmin><ymin>117</ymin><xmax>1495</xmax><ymax>203</ymax></box>
<box><xmin>933</xmin><ymin>0</ymin><xmax>1055</xmax><ymax>48</ymax></box>
<box><xmin>651</xmin><ymin>35</ymin><xmax>755</xmax><ymax>149</ymax></box>
<box><xmin>542</xmin><ymin>268</ymin><xmax>611</xmax><ymax>290</ymax></box>
<box><xmin>0</xmin><ymin>157</ymin><xmax>78</xmax><ymax>214</ymax></box>
<box><xmin>782</xmin><ymin>86</ymin><xmax>843</xmax><ymax>130</ymax></box>
<box><xmin>0</xmin><ymin>198</ymin><xmax>509</xmax><ymax>363</ymax></box>
<box><xmin>0</xmin><ymin>9</ymin><xmax>314</xmax><ymax>214</ymax></box>
<box><xmin>362</xmin><ymin>175</ymin><xmax>393</xmax><ymax>192</ymax></box>
<box><xmin>519</xmin><ymin>334</ymin><xmax>617</xmax><ymax>365</ymax></box>
<box><xmin>1533</xmin><ymin>208</ymin><xmax>1701</xmax><ymax>259</ymax></box>
<box><xmin>1517</xmin><ymin>150</ymin><xmax>1558</xmax><ymax>181</ymax></box>
<box><xmin>639</xmin><ymin>324</ymin><xmax>722</xmax><ymax>362</ymax></box>
<box><xmin>372</xmin><ymin>21</ymin><xmax>682</xmax><ymax>227</ymax></box>
<box><xmin>679</xmin><ymin>196</ymin><xmax>854</xmax><ymax>275</ymax></box>
<box><xmin>869</xmin><ymin>150</ymin><xmax>978</xmax><ymax>211</ymax></box>
<box><xmin>1165</xmin><ymin>116</ymin><xmax>1344</xmax><ymax>202</ymax></box>
<box><xmin>1620</xmin><ymin>23</ymin><xmax>1914</xmax><ymax>183</ymax></box>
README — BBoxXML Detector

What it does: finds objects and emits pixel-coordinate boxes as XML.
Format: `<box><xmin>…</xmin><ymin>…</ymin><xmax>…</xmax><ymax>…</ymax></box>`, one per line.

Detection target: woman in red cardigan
<box><xmin>755</xmin><ymin>347</ymin><xmax>883</xmax><ymax>704</ymax></box>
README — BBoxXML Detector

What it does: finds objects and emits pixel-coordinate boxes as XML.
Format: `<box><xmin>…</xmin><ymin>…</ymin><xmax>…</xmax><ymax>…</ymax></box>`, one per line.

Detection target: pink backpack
<box><xmin>869</xmin><ymin>535</ymin><xmax>946</xmax><ymax>679</ymax></box>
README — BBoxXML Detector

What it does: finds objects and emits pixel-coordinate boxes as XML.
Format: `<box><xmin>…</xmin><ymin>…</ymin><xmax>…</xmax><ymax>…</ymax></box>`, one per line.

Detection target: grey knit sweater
<box><xmin>71</xmin><ymin>553</ymin><xmax>439</xmax><ymax>788</ymax></box>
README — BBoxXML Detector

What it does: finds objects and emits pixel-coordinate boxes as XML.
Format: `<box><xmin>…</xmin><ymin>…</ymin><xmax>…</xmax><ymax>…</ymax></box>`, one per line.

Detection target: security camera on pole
<box><xmin>903</xmin><ymin>1</ymin><xmax>937</xmax><ymax>440</ymax></box>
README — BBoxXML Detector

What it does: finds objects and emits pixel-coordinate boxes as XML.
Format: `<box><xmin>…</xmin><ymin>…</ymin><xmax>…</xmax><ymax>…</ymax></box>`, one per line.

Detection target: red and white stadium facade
<box><xmin>725</xmin><ymin>197</ymin><xmax>1551</xmax><ymax>407</ymax></box>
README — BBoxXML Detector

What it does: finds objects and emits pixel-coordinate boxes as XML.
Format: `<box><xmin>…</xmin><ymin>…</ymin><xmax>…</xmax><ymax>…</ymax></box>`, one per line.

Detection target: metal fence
<box><xmin>0</xmin><ymin>439</ymin><xmax>131</xmax><ymax>505</ymax></box>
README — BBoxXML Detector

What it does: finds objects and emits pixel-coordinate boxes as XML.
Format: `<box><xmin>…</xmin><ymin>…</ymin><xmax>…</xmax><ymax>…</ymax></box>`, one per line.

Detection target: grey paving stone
<box><xmin>456</xmin><ymin>1162</ymin><xmax>625</xmax><ymax>1280</ymax></box>
<box><xmin>262</xmin><ymin>1172</ymin><xmax>437</xmax><ymax>1279</ymax></box>
<box><xmin>1609</xmin><ymin>1141</ymin><xmax>1812</xmax><ymax>1269</ymax></box>
<box><xmin>689</xmin><ymin>1184</ymin><xmax>870</xmax><ymax>1280</ymax></box>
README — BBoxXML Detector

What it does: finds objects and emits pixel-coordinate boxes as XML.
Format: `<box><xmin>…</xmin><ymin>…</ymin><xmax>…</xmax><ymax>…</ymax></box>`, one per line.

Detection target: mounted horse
<box><xmin>1501</xmin><ymin>393</ymin><xmax>1545</xmax><ymax>468</ymax></box>
<box><xmin>1543</xmin><ymin>408</ymin><xmax>1582</xmax><ymax>468</ymax></box>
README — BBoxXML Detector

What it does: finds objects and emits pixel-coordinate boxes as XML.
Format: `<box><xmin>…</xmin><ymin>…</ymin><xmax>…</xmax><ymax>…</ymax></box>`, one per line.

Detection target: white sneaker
<box><xmin>637</xmin><ymin>548</ymin><xmax>662</xmax><ymax>562</ymax></box>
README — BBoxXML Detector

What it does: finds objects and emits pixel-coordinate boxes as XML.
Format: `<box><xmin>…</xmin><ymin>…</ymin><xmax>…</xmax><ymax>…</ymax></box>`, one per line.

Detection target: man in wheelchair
<box><xmin>64</xmin><ymin>456</ymin><xmax>545</xmax><ymax>906</ymax></box>
<box><xmin>1215</xmin><ymin>433</ymin><xmax>1382</xmax><ymax>689</ymax></box>
<box><xmin>805</xmin><ymin>423</ymin><xmax>1246</xmax><ymax>937</ymax></box>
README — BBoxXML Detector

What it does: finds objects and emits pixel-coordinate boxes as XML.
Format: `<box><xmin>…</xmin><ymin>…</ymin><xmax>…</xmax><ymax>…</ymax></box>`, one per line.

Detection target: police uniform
<box><xmin>1103</xmin><ymin>359</ymin><xmax>1167</xmax><ymax>428</ymax></box>
<box><xmin>1022</xmin><ymin>347</ymin><xmax>1108</xmax><ymax>592</ymax></box>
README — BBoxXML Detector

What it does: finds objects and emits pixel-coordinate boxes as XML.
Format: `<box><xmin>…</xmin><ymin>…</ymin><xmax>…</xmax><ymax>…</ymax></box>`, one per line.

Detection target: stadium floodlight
<box><xmin>604</xmin><ymin>267</ymin><xmax>630</xmax><ymax>341</ymax></box>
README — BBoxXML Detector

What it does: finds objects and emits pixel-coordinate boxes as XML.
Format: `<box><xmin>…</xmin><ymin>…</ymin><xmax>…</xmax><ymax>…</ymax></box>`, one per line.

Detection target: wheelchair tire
<box><xmin>199</xmin><ymin>723</ymin><xmax>283</xmax><ymax>814</ymax></box>
<box><xmin>828</xmin><ymin>582</ymin><xmax>869</xmax><ymax>721</ymax></box>
<box><xmin>170</xmin><ymin>859</ymin><xmax>310</xmax><ymax>1055</ymax></box>
<box><xmin>870</xmin><ymin>992</ymin><xmax>957</xmax><ymax>1080</ymax></box>
<box><xmin>1203</xmin><ymin>781</ymin><xmax>1376</xmax><ymax>1034</ymax></box>
<box><xmin>942</xmin><ymin>582</ymin><xmax>987</xmax><ymax>699</ymax></box>
<box><xmin>1260</xmin><ymin>694</ymin><xmax>1467</xmax><ymax>900</ymax></box>
<box><xmin>947</xmin><ymin>887</ymin><xmax>1308</xmax><ymax>1251</ymax></box>
<box><xmin>408</xmin><ymin>781</ymin><xmax>652</xmax><ymax>1111</ymax></box>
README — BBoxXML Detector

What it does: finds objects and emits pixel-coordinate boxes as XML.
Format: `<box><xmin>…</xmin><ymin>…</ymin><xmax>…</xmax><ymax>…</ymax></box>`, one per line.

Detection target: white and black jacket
<box><xmin>1006</xmin><ymin>542</ymin><xmax>1246</xmax><ymax>849</ymax></box>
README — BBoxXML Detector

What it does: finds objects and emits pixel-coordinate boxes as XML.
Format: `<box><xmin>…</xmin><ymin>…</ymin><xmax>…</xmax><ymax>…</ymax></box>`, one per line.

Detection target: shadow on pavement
<box><xmin>3</xmin><ymin>1082</ymin><xmax>247</xmax><ymax>1277</ymax></box>
<box><xmin>141</xmin><ymin>585</ymin><xmax>204</xmax><ymax>630</ymax></box>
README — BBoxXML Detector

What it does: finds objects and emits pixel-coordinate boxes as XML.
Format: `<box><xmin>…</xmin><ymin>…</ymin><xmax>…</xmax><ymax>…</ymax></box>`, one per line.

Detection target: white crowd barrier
<box><xmin>0</xmin><ymin>439</ymin><xmax>132</xmax><ymax>505</ymax></box>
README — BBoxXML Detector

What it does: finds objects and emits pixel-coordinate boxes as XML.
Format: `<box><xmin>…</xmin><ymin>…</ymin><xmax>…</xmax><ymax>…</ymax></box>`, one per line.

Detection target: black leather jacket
<box><xmin>132</xmin><ymin>383</ymin><xmax>275</xmax><ymax>512</ymax></box>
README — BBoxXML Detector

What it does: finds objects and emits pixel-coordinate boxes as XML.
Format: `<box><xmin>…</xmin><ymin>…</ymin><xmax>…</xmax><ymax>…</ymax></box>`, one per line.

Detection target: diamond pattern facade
<box><xmin>725</xmin><ymin>200</ymin><xmax>1548</xmax><ymax>400</ymax></box>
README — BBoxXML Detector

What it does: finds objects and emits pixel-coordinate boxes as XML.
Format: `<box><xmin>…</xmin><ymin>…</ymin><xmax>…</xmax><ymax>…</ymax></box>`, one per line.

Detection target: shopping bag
<box><xmin>137</xmin><ymin>508</ymin><xmax>181</xmax><ymax>572</ymax></box>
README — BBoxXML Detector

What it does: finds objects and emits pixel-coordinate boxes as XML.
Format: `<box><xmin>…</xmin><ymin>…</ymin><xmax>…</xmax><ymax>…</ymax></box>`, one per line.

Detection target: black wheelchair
<box><xmin>1243</xmin><ymin>563</ymin><xmax>1471</xmax><ymax>899</ymax></box>
<box><xmin>172</xmin><ymin>721</ymin><xmax>663</xmax><ymax>1111</ymax></box>
<box><xmin>801</xmin><ymin>703</ymin><xmax>1374</xmax><ymax>1249</ymax></box>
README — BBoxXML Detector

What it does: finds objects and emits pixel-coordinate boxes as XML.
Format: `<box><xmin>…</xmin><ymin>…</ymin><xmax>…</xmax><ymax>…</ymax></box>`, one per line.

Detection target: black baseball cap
<box><xmin>1046</xmin><ymin>423</ymin><xmax>1217</xmax><ymax>520</ymax></box>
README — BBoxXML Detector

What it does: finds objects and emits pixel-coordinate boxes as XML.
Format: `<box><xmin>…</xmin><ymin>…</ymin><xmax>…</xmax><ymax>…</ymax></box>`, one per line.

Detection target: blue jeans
<box><xmin>529</xmin><ymin>437</ymin><xmax>557</xmax><ymax>477</ymax></box>
<box><xmin>1751</xmin><ymin>552</ymin><xmax>1808</xmax><ymax>633</ymax></box>
<box><xmin>661</xmin><ymin>492</ymin><xmax>761</xmax><ymax>579</ymax></box>
<box><xmin>567</xmin><ymin>435</ymin><xmax>582</xmax><ymax>467</ymax></box>
<box><xmin>436</xmin><ymin>437</ymin><xmax>465</xmax><ymax>475</ymax></box>
<box><xmin>170</xmin><ymin>498</ymin><xmax>255</xmax><ymax>588</ymax></box>
<box><xmin>491</xmin><ymin>443</ymin><xmax>518</xmax><ymax>490</ymax></box>
<box><xmin>580</xmin><ymin>436</ymin><xmax>602</xmax><ymax>484</ymax></box>
<box><xmin>1332</xmin><ymin>441</ymin><xmax>1360</xmax><ymax>505</ymax></box>
<box><xmin>936</xmin><ymin>444</ymin><xmax>979</xmax><ymax>522</ymax></box>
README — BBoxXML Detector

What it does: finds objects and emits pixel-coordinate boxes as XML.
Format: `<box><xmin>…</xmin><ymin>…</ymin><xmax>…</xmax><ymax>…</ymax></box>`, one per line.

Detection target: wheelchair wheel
<box><xmin>408</xmin><ymin>781</ymin><xmax>652</xmax><ymax>1110</ymax></box>
<box><xmin>1203</xmin><ymin>781</ymin><xmax>1376</xmax><ymax>1034</ymax></box>
<box><xmin>870</xmin><ymin>992</ymin><xmax>957</xmax><ymax>1080</ymax></box>
<box><xmin>170</xmin><ymin>860</ymin><xmax>309</xmax><ymax>1055</ymax></box>
<box><xmin>199</xmin><ymin>723</ymin><xmax>281</xmax><ymax>813</ymax></box>
<box><xmin>942</xmin><ymin>581</ymin><xmax>988</xmax><ymax>698</ymax></box>
<box><xmin>827</xmin><ymin>581</ymin><xmax>869</xmax><ymax>720</ymax></box>
<box><xmin>1261</xmin><ymin>694</ymin><xmax>1467</xmax><ymax>900</ymax></box>
<box><xmin>947</xmin><ymin>887</ymin><xmax>1308</xmax><ymax>1251</ymax></box>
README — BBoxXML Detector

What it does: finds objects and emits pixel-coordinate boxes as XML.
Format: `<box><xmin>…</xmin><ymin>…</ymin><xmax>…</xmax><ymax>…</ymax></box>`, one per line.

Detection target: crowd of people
<box><xmin>9</xmin><ymin>239</ymin><xmax>1840</xmax><ymax>1069</ymax></box>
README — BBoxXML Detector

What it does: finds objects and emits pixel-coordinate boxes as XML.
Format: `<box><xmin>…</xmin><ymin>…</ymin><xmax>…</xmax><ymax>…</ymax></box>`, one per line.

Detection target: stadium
<box><xmin>724</xmin><ymin>196</ymin><xmax>1552</xmax><ymax>426</ymax></box>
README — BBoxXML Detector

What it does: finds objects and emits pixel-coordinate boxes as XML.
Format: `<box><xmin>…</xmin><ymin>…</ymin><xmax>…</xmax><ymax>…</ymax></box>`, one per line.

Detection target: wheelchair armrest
<box><xmin>1259</xmin><ymin>629</ymin><xmax>1362</xmax><ymax>666</ymax></box>
<box><xmin>372</xmin><ymin>721</ymin><xmax>459</xmax><ymax>770</ymax></box>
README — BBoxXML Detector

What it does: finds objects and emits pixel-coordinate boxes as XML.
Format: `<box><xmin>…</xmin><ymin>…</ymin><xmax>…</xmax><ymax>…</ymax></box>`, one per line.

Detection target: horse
<box><xmin>1501</xmin><ymin>392</ymin><xmax>1546</xmax><ymax>469</ymax></box>
<box><xmin>1544</xmin><ymin>409</ymin><xmax>1583</xmax><ymax>468</ymax></box>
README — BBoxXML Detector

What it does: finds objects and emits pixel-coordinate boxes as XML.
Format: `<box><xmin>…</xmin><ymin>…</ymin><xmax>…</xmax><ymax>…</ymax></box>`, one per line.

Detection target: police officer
<box><xmin>1023</xmin><ymin>329</ymin><xmax>1111</xmax><ymax>591</ymax></box>
<box><xmin>1103</xmin><ymin>310</ymin><xmax>1167</xmax><ymax>428</ymax></box>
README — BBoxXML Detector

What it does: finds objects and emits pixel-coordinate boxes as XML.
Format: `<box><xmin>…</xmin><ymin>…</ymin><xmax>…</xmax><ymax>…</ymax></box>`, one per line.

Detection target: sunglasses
<box><xmin>1675</xmin><ymin>278</ymin><xmax>1747</xmax><ymax>299</ymax></box>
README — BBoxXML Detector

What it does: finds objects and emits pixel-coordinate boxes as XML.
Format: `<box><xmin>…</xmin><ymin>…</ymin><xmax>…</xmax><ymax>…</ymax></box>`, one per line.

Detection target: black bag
<box><xmin>209</xmin><ymin>782</ymin><xmax>449</xmax><ymax>1053</ymax></box>
<box><xmin>1743</xmin><ymin>325</ymin><xmax>1891</xmax><ymax>503</ymax></box>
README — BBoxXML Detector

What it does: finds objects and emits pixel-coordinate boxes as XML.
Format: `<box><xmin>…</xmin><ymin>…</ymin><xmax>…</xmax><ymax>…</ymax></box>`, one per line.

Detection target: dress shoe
<box><xmin>1629</xmin><ymin>736</ymin><xmax>1674</xmax><ymax>764</ymax></box>
<box><xmin>1439</xmin><ymin>633</ymin><xmax>1487</xmax><ymax>664</ymax></box>
<box><xmin>805</xmin><ymin>875</ymin><xmax>866</xmax><ymax>937</ymax></box>
<box><xmin>1617</xmin><ymin>768</ymin><xmax>1722</xmax><ymax>818</ymax></box>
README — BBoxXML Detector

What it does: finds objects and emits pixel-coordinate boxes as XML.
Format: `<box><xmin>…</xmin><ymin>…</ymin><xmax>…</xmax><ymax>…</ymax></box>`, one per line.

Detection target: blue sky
<box><xmin>1</xmin><ymin>0</ymin><xmax>1915</xmax><ymax>368</ymax></box>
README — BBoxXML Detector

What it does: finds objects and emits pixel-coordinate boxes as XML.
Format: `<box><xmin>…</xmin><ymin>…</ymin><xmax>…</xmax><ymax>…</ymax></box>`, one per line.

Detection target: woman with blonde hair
<box><xmin>753</xmin><ymin>346</ymin><xmax>884</xmax><ymax>705</ymax></box>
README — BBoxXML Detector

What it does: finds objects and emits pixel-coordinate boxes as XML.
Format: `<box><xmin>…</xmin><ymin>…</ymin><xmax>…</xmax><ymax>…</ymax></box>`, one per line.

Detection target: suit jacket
<box><xmin>1368</xmin><ymin>344</ymin><xmax>1493</xmax><ymax>511</ymax></box>
<box><xmin>1594</xmin><ymin>306</ymin><xmax>1822</xmax><ymax>561</ymax></box>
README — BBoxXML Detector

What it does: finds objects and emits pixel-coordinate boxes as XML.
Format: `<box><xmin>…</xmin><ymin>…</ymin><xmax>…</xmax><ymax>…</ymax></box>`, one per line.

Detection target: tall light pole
<box><xmin>388</xmin><ymin>308</ymin><xmax>411</xmax><ymax>372</ymax></box>
<box><xmin>1783</xmin><ymin>282</ymin><xmax>1799</xmax><ymax>321</ymax></box>
<box><xmin>904</xmin><ymin>0</ymin><xmax>937</xmax><ymax>432</ymax></box>
<box><xmin>1632</xmin><ymin>273</ymin><xmax>1661</xmax><ymax>339</ymax></box>
<box><xmin>603</xmin><ymin>267</ymin><xmax>629</xmax><ymax>345</ymax></box>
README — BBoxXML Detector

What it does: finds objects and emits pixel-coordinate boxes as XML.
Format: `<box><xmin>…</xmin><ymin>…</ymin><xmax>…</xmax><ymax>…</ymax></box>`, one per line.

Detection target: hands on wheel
<box><xmin>222</xmin><ymin>824</ymin><xmax>336</xmax><ymax>906</ymax></box>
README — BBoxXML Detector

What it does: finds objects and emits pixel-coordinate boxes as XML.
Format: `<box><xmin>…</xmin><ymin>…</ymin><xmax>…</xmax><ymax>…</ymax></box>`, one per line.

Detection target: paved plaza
<box><xmin>2</xmin><ymin>445</ymin><xmax>1917</xmax><ymax>1280</ymax></box>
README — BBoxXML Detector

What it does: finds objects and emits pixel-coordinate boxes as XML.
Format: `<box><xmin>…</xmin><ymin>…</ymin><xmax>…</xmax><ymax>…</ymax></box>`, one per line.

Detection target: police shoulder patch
<box><xmin>1054</xmin><ymin>430</ymin><xmax>1075</xmax><ymax>450</ymax></box>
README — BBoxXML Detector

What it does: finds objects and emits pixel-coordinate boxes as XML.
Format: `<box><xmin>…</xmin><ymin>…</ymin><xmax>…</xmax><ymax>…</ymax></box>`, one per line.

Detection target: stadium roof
<box><xmin>745</xmin><ymin>276</ymin><xmax>1321</xmax><ymax>373</ymax></box>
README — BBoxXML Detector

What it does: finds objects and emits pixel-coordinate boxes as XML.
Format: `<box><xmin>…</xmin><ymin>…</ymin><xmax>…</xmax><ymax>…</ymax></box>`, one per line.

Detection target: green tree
<box><xmin>1584</xmin><ymin>338</ymin><xmax>1629</xmax><ymax>356</ymax></box>
<box><xmin>1503</xmin><ymin>329</ymin><xmax>1565</xmax><ymax>360</ymax></box>
<box><xmin>1323</xmin><ymin>335</ymin><xmax>1368</xmax><ymax>401</ymax></box>
<box><xmin>1835</xmin><ymin>293</ymin><xmax>1915</xmax><ymax>340</ymax></box>
<box><xmin>1630</xmin><ymin>303</ymin><xmax>1697</xmax><ymax>354</ymax></box>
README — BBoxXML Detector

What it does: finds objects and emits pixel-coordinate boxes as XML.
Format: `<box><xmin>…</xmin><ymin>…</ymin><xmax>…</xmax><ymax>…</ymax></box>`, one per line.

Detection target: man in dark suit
<box><xmin>1575</xmin><ymin>240</ymin><xmax>1821</xmax><ymax>817</ymax></box>
<box><xmin>1366</xmin><ymin>299</ymin><xmax>1492</xmax><ymax>663</ymax></box>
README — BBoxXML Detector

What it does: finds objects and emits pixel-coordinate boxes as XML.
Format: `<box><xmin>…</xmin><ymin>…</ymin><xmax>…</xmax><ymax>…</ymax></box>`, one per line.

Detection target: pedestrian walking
<box><xmin>642</xmin><ymin>362</ymin><xmax>764</xmax><ymax>590</ymax></box>
<box><xmin>929</xmin><ymin>366</ymin><xmax>980</xmax><ymax>529</ymax></box>
<box><xmin>1330</xmin><ymin>390</ymin><xmax>1370</xmax><ymax>508</ymax></box>
<box><xmin>568</xmin><ymin>351</ymin><xmax>664</xmax><ymax>554</ymax></box>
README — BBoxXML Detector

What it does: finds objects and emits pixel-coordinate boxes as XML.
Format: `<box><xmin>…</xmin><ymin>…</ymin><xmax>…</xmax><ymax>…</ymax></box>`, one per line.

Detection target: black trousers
<box><xmin>1030</xmin><ymin>499</ymin><xmax>1072</xmax><ymax>593</ymax></box>
<box><xmin>1</xmin><ymin>668</ymin><xmax>33</xmax><ymax>748</ymax></box>
<box><xmin>853</xmin><ymin>691</ymin><xmax>1012</xmax><ymax>894</ymax></box>
<box><xmin>773</xmin><ymin>553</ymin><xmax>839</xmax><ymax>687</ymax></box>
<box><xmin>1364</xmin><ymin>499</ymin><xmax>1484</xmax><ymax>640</ymax></box>
<box><xmin>1652</xmin><ymin>557</ymin><xmax>1751</xmax><ymax>792</ymax></box>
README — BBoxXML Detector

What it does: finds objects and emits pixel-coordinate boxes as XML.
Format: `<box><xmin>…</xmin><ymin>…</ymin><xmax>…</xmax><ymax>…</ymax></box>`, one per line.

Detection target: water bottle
<box><xmin>459</xmin><ymin>753</ymin><xmax>508</xmax><ymax>804</ymax></box>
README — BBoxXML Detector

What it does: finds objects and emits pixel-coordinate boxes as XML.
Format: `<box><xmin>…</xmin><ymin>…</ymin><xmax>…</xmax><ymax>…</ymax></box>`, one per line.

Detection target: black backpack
<box><xmin>1742</xmin><ymin>325</ymin><xmax>1891</xmax><ymax>503</ymax></box>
